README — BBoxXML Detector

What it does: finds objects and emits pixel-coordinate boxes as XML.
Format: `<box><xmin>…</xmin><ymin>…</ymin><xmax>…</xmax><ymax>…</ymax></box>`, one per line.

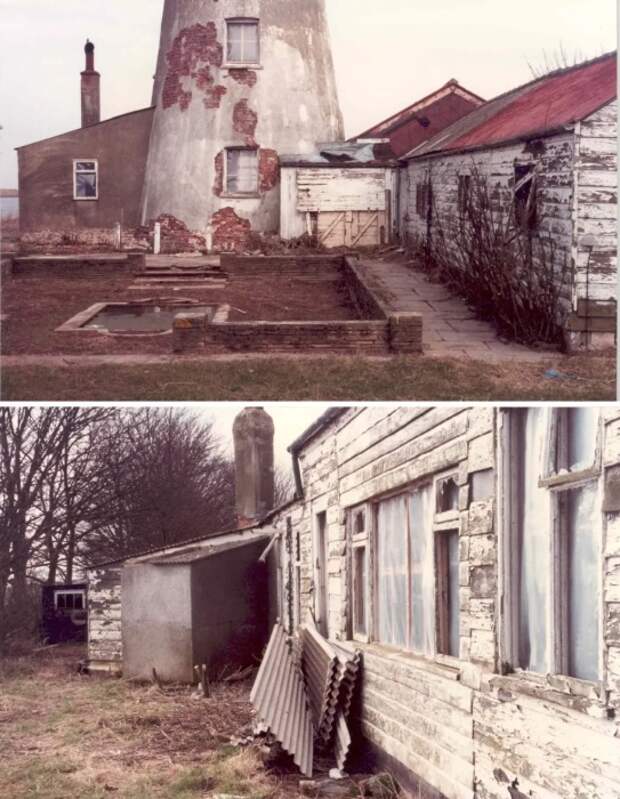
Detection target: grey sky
<box><xmin>202</xmin><ymin>403</ymin><xmax>331</xmax><ymax>474</ymax></box>
<box><xmin>0</xmin><ymin>0</ymin><xmax>616</xmax><ymax>187</ymax></box>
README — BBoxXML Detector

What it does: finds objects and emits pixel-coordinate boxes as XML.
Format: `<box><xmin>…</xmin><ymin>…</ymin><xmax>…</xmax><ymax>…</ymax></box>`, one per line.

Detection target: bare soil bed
<box><xmin>1</xmin><ymin>644</ymin><xmax>373</xmax><ymax>799</ymax></box>
<box><xmin>1</xmin><ymin>271</ymin><xmax>358</xmax><ymax>356</ymax></box>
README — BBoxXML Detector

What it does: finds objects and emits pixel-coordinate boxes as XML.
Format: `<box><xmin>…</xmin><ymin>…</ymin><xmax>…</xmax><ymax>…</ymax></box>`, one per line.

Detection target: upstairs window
<box><xmin>226</xmin><ymin>19</ymin><xmax>260</xmax><ymax>65</ymax></box>
<box><xmin>73</xmin><ymin>160</ymin><xmax>98</xmax><ymax>200</ymax></box>
<box><xmin>226</xmin><ymin>148</ymin><xmax>258</xmax><ymax>195</ymax></box>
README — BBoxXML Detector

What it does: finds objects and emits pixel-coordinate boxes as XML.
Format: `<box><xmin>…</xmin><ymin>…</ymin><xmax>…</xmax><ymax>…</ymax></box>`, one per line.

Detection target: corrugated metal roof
<box><xmin>250</xmin><ymin>623</ymin><xmax>314</xmax><ymax>777</ymax></box>
<box><xmin>280</xmin><ymin>141</ymin><xmax>398</xmax><ymax>168</ymax></box>
<box><xmin>406</xmin><ymin>51</ymin><xmax>617</xmax><ymax>159</ymax></box>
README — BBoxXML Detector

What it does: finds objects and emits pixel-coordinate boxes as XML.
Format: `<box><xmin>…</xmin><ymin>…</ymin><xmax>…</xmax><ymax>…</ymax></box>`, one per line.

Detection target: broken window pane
<box><xmin>516</xmin><ymin>408</ymin><xmax>550</xmax><ymax>673</ymax></box>
<box><xmin>353</xmin><ymin>509</ymin><xmax>365</xmax><ymax>535</ymax></box>
<box><xmin>227</xmin><ymin>149</ymin><xmax>258</xmax><ymax>194</ymax></box>
<box><xmin>436</xmin><ymin>475</ymin><xmax>459</xmax><ymax>513</ymax></box>
<box><xmin>514</xmin><ymin>164</ymin><xmax>537</xmax><ymax>229</ymax></box>
<box><xmin>409</xmin><ymin>485</ymin><xmax>434</xmax><ymax>655</ymax></box>
<box><xmin>227</xmin><ymin>21</ymin><xmax>259</xmax><ymax>64</ymax></box>
<box><xmin>376</xmin><ymin>495</ymin><xmax>408</xmax><ymax>648</ymax></box>
<box><xmin>566</xmin><ymin>483</ymin><xmax>600</xmax><ymax>681</ymax></box>
<box><xmin>353</xmin><ymin>546</ymin><xmax>368</xmax><ymax>636</ymax></box>
<box><xmin>566</xmin><ymin>408</ymin><xmax>599</xmax><ymax>472</ymax></box>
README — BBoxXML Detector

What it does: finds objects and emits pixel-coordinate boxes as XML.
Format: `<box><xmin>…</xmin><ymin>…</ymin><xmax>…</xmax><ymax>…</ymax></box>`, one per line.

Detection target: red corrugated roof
<box><xmin>407</xmin><ymin>52</ymin><xmax>617</xmax><ymax>158</ymax></box>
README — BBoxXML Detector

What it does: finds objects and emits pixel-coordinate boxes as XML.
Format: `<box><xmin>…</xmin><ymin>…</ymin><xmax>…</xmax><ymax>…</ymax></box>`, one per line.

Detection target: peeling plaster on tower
<box><xmin>141</xmin><ymin>0</ymin><xmax>344</xmax><ymax>248</ymax></box>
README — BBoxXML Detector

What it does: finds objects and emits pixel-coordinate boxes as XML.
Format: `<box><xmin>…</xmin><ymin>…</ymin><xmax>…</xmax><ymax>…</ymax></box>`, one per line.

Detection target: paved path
<box><xmin>358</xmin><ymin>258</ymin><xmax>554</xmax><ymax>361</ymax></box>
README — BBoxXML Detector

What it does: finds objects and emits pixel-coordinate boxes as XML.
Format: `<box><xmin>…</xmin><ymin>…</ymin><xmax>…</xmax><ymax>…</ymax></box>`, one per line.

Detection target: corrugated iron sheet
<box><xmin>250</xmin><ymin>623</ymin><xmax>314</xmax><ymax>777</ymax></box>
<box><xmin>408</xmin><ymin>52</ymin><xmax>617</xmax><ymax>159</ymax></box>
<box><xmin>253</xmin><ymin>622</ymin><xmax>362</xmax><ymax>776</ymax></box>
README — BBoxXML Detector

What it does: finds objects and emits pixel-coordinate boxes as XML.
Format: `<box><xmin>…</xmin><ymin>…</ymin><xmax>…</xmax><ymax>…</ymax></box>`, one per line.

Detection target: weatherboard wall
<box><xmin>271</xmin><ymin>407</ymin><xmax>620</xmax><ymax>799</ymax></box>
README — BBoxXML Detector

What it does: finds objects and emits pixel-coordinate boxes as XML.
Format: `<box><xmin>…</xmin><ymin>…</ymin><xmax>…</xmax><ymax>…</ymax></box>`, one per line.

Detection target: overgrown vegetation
<box><xmin>410</xmin><ymin>166</ymin><xmax>571</xmax><ymax>349</ymax></box>
<box><xmin>0</xmin><ymin>645</ymin><xmax>308</xmax><ymax>799</ymax></box>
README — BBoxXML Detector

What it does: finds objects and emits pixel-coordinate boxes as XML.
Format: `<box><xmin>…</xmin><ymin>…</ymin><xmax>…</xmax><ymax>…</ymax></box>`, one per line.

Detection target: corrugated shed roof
<box><xmin>406</xmin><ymin>52</ymin><xmax>617</xmax><ymax>159</ymax></box>
<box><xmin>250</xmin><ymin>623</ymin><xmax>314</xmax><ymax>777</ymax></box>
<box><xmin>280</xmin><ymin>140</ymin><xmax>398</xmax><ymax>168</ymax></box>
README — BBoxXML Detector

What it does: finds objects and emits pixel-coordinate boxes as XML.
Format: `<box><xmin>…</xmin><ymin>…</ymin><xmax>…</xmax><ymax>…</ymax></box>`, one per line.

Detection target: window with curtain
<box><xmin>506</xmin><ymin>407</ymin><xmax>602</xmax><ymax>682</ymax></box>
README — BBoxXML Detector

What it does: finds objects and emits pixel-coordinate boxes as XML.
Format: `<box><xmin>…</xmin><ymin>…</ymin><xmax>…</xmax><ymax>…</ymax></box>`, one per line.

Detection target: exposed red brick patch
<box><xmin>213</xmin><ymin>151</ymin><xmax>224</xmax><ymax>196</ymax></box>
<box><xmin>162</xmin><ymin>23</ymin><xmax>225</xmax><ymax>111</ymax></box>
<box><xmin>259</xmin><ymin>149</ymin><xmax>280</xmax><ymax>192</ymax></box>
<box><xmin>211</xmin><ymin>207</ymin><xmax>251</xmax><ymax>252</ymax></box>
<box><xmin>141</xmin><ymin>214</ymin><xmax>207</xmax><ymax>253</ymax></box>
<box><xmin>229</xmin><ymin>68</ymin><xmax>258</xmax><ymax>87</ymax></box>
<box><xmin>233</xmin><ymin>100</ymin><xmax>258</xmax><ymax>146</ymax></box>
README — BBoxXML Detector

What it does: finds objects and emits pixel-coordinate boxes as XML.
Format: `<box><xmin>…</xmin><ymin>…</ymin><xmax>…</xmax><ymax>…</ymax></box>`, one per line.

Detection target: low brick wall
<box><xmin>11</xmin><ymin>253</ymin><xmax>144</xmax><ymax>277</ymax></box>
<box><xmin>172</xmin><ymin>254</ymin><xmax>423</xmax><ymax>356</ymax></box>
<box><xmin>205</xmin><ymin>320</ymin><xmax>390</xmax><ymax>354</ymax></box>
<box><xmin>342</xmin><ymin>257</ymin><xmax>389</xmax><ymax>320</ymax></box>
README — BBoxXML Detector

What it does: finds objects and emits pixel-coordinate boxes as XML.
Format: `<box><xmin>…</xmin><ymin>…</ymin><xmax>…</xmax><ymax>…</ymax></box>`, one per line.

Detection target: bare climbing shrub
<box><xmin>413</xmin><ymin>166</ymin><xmax>570</xmax><ymax>349</ymax></box>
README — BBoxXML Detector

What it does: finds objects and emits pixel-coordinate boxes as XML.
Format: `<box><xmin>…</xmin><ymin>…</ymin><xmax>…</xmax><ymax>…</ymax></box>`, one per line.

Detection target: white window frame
<box><xmin>54</xmin><ymin>590</ymin><xmax>85</xmax><ymax>611</ymax></box>
<box><xmin>365</xmin><ymin>471</ymin><xmax>462</xmax><ymax>662</ymax></box>
<box><xmin>500</xmin><ymin>408</ymin><xmax>604</xmax><ymax>689</ymax></box>
<box><xmin>224</xmin><ymin>147</ymin><xmax>259</xmax><ymax>197</ymax></box>
<box><xmin>73</xmin><ymin>159</ymin><xmax>99</xmax><ymax>201</ymax></box>
<box><xmin>225</xmin><ymin>18</ymin><xmax>261</xmax><ymax>67</ymax></box>
<box><xmin>348</xmin><ymin>504</ymin><xmax>370</xmax><ymax>643</ymax></box>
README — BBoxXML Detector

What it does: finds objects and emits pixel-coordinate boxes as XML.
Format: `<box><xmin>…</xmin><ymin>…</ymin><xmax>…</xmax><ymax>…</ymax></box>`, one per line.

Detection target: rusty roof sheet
<box><xmin>406</xmin><ymin>52</ymin><xmax>617</xmax><ymax>159</ymax></box>
<box><xmin>250</xmin><ymin>623</ymin><xmax>314</xmax><ymax>777</ymax></box>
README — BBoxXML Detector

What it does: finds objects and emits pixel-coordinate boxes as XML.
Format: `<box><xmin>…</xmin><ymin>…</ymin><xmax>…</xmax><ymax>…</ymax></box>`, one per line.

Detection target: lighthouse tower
<box><xmin>141</xmin><ymin>0</ymin><xmax>343</xmax><ymax>249</ymax></box>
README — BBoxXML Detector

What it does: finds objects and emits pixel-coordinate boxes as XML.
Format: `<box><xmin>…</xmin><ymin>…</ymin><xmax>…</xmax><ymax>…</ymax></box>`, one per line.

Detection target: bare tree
<box><xmin>0</xmin><ymin>408</ymin><xmax>111</xmax><ymax>649</ymax></box>
<box><xmin>83</xmin><ymin>409</ymin><xmax>236</xmax><ymax>564</ymax></box>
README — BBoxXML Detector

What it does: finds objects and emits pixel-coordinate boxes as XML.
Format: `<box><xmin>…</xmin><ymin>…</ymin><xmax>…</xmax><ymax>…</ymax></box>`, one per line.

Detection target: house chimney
<box><xmin>233</xmin><ymin>408</ymin><xmax>275</xmax><ymax>528</ymax></box>
<box><xmin>81</xmin><ymin>39</ymin><xmax>100</xmax><ymax>128</ymax></box>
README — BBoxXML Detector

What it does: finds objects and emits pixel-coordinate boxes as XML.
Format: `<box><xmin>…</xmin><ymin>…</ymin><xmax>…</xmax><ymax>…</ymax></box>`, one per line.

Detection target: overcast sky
<box><xmin>0</xmin><ymin>0</ymin><xmax>615</xmax><ymax>187</ymax></box>
<box><xmin>202</xmin><ymin>403</ymin><xmax>331</xmax><ymax>474</ymax></box>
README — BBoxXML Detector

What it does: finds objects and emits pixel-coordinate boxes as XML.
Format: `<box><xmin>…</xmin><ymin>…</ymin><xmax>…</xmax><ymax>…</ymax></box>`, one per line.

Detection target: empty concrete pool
<box><xmin>58</xmin><ymin>302</ymin><xmax>225</xmax><ymax>335</ymax></box>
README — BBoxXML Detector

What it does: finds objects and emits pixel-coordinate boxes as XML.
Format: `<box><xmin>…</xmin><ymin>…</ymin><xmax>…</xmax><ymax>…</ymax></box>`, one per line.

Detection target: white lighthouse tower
<box><xmin>141</xmin><ymin>0</ymin><xmax>343</xmax><ymax>249</ymax></box>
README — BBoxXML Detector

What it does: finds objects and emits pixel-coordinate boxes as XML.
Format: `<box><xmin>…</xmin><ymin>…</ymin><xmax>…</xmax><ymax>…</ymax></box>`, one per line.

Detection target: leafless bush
<box><xmin>415</xmin><ymin>167</ymin><xmax>570</xmax><ymax>349</ymax></box>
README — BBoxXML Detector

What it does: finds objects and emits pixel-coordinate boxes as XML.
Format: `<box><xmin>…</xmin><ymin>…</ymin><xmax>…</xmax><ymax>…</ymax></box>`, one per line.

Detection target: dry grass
<box><xmin>1</xmin><ymin>351</ymin><xmax>615</xmax><ymax>402</ymax></box>
<box><xmin>0</xmin><ymin>645</ymin><xmax>310</xmax><ymax>799</ymax></box>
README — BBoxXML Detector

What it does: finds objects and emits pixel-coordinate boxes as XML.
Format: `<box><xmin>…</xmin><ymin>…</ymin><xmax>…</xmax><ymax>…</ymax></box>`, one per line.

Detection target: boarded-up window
<box><xmin>226</xmin><ymin>19</ymin><xmax>260</xmax><ymax>64</ymax></box>
<box><xmin>226</xmin><ymin>149</ymin><xmax>258</xmax><ymax>194</ymax></box>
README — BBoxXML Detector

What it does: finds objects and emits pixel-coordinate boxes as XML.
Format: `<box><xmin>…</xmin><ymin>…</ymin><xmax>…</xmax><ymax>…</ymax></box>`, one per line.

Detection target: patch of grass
<box><xmin>208</xmin><ymin>748</ymin><xmax>275</xmax><ymax>798</ymax></box>
<box><xmin>1</xmin><ymin>353</ymin><xmax>615</xmax><ymax>401</ymax></box>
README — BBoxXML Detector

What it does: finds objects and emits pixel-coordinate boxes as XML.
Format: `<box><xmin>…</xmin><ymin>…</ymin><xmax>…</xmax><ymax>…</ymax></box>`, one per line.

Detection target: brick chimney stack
<box><xmin>81</xmin><ymin>39</ymin><xmax>100</xmax><ymax>128</ymax></box>
<box><xmin>233</xmin><ymin>408</ymin><xmax>275</xmax><ymax>528</ymax></box>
